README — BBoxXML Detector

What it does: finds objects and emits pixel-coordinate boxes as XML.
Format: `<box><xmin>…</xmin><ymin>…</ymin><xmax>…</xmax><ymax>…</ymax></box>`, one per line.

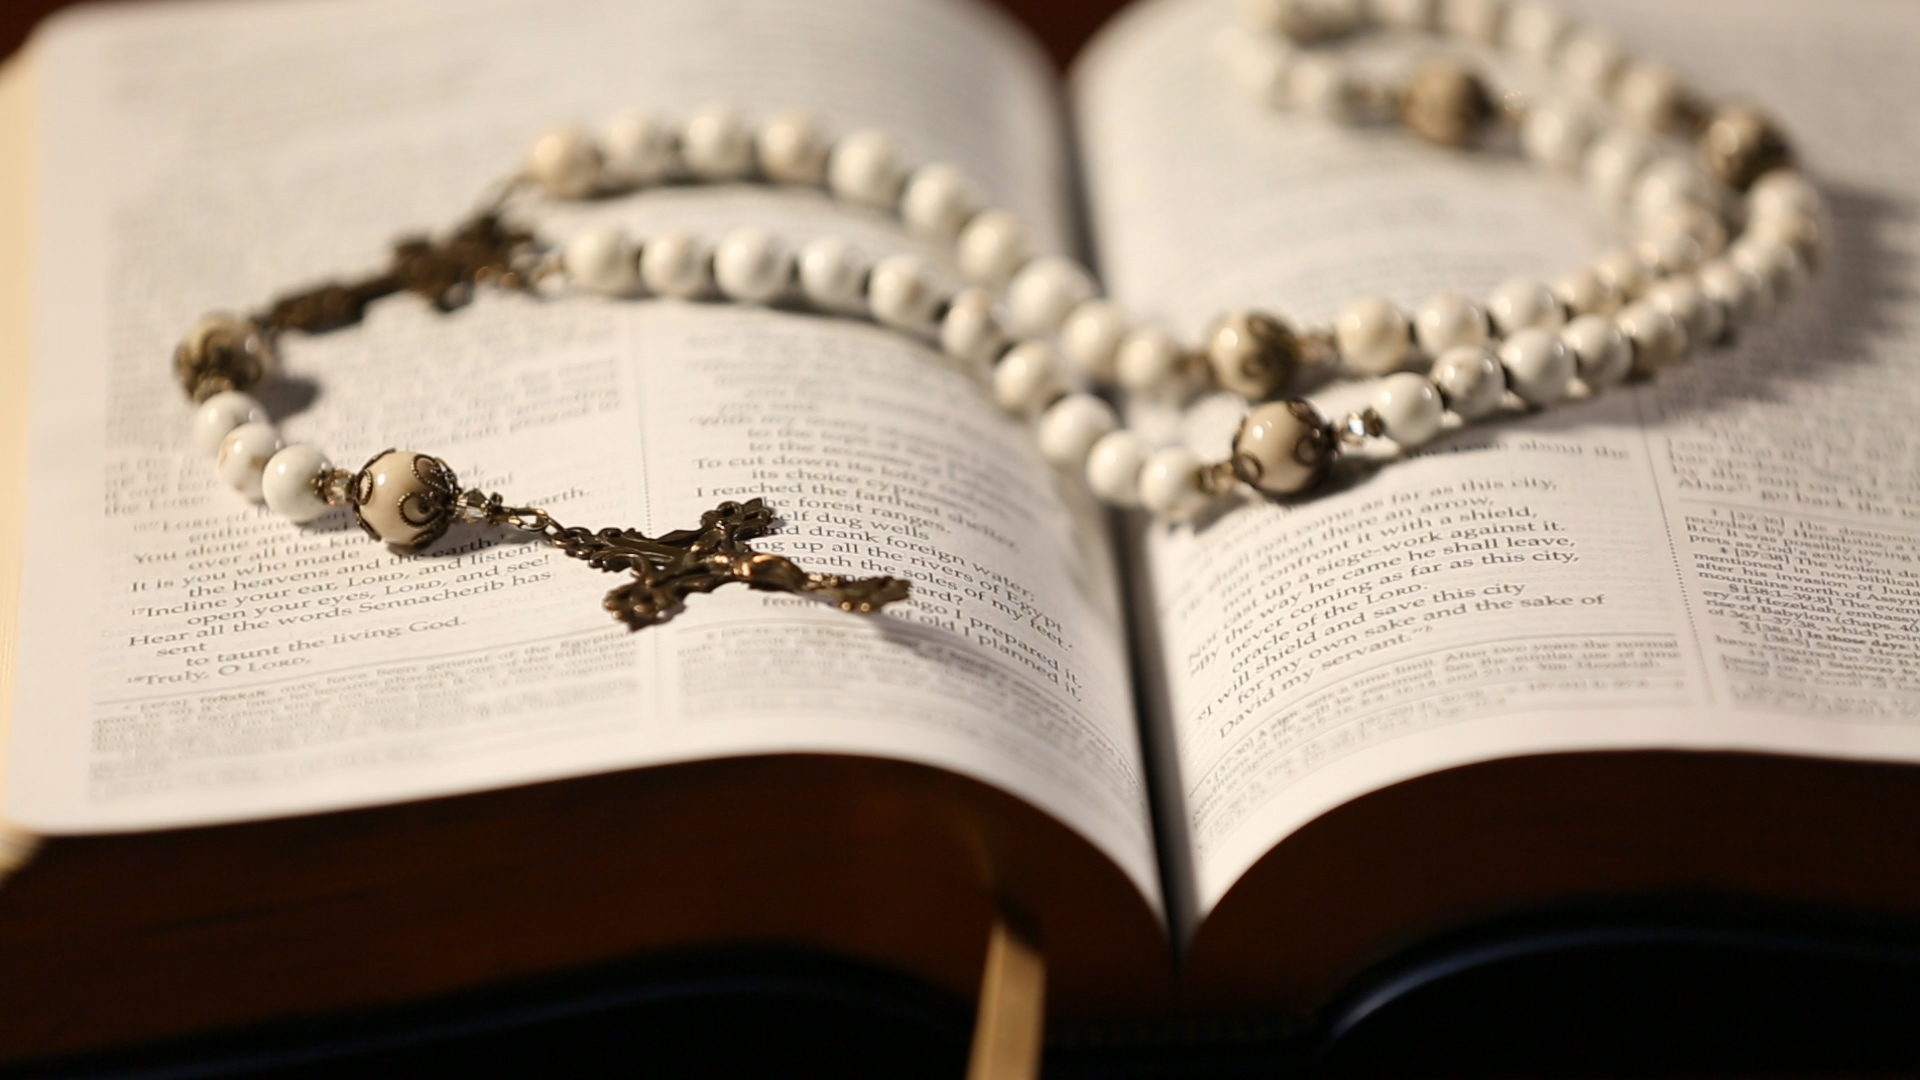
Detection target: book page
<box><xmin>1074</xmin><ymin>0</ymin><xmax>1920</xmax><ymax>922</ymax></box>
<box><xmin>8</xmin><ymin>0</ymin><xmax>1161</xmax><ymax>907</ymax></box>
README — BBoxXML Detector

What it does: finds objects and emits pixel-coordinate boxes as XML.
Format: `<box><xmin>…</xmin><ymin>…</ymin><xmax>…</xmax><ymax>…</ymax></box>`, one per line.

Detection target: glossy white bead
<box><xmin>528</xmin><ymin>125</ymin><xmax>600</xmax><ymax>199</ymax></box>
<box><xmin>1637</xmin><ymin>225</ymin><xmax>1705</xmax><ymax>278</ymax></box>
<box><xmin>1366</xmin><ymin>0</ymin><xmax>1435</xmax><ymax>30</ymax></box>
<box><xmin>939</xmin><ymin>288</ymin><xmax>1003</xmax><ymax>370</ymax></box>
<box><xmin>1061</xmin><ymin>300</ymin><xmax>1128</xmax><ymax>381</ymax></box>
<box><xmin>1289</xmin><ymin>55</ymin><xmax>1357</xmax><ymax>120</ymax></box>
<box><xmin>1645</xmin><ymin>276</ymin><xmax>1722</xmax><ymax>351</ymax></box>
<box><xmin>1615</xmin><ymin>299</ymin><xmax>1687</xmax><ymax>375</ymax></box>
<box><xmin>1086</xmin><ymin>430</ymin><xmax>1151</xmax><ymax>508</ymax></box>
<box><xmin>1439</xmin><ymin>0</ymin><xmax>1504</xmax><ymax>43</ymax></box>
<box><xmin>1006</xmin><ymin>256</ymin><xmax>1095</xmax><ymax>339</ymax></box>
<box><xmin>1430</xmin><ymin>345</ymin><xmax>1505</xmax><ymax>419</ymax></box>
<box><xmin>1370</xmin><ymin>372</ymin><xmax>1445</xmax><ymax>447</ymax></box>
<box><xmin>1521</xmin><ymin>99</ymin><xmax>1596</xmax><ymax>171</ymax></box>
<box><xmin>262</xmin><ymin>444</ymin><xmax>332</xmax><ymax>524</ymax></box>
<box><xmin>1644</xmin><ymin>202</ymin><xmax>1727</xmax><ymax>259</ymax></box>
<box><xmin>867</xmin><ymin>253</ymin><xmax>942</xmax><ymax>331</ymax></box>
<box><xmin>1593</xmin><ymin>248</ymin><xmax>1651</xmax><ymax>301</ymax></box>
<box><xmin>797</xmin><ymin>236</ymin><xmax>864</xmax><ymax>310</ymax></box>
<box><xmin>1335</xmin><ymin>296</ymin><xmax>1410</xmax><ymax>376</ymax></box>
<box><xmin>1503</xmin><ymin>2</ymin><xmax>1565</xmax><ymax>61</ymax></box>
<box><xmin>1749</xmin><ymin>171</ymin><xmax>1822</xmax><ymax>223</ymax></box>
<box><xmin>1697</xmin><ymin>257</ymin><xmax>1767</xmax><ymax>330</ymax></box>
<box><xmin>827</xmin><ymin>130</ymin><xmax>904</xmax><ymax>209</ymax></box>
<box><xmin>900</xmin><ymin>164</ymin><xmax>978</xmax><ymax>241</ymax></box>
<box><xmin>1583</xmin><ymin>127</ymin><xmax>1654</xmax><ymax>205</ymax></box>
<box><xmin>603</xmin><ymin>111</ymin><xmax>677</xmax><ymax>186</ymax></box>
<box><xmin>217</xmin><ymin>421</ymin><xmax>284</xmax><ymax>502</ymax></box>
<box><xmin>1748</xmin><ymin>211</ymin><xmax>1823</xmax><ymax>267</ymax></box>
<box><xmin>1634</xmin><ymin>158</ymin><xmax>1720</xmax><ymax>222</ymax></box>
<box><xmin>992</xmin><ymin>341</ymin><xmax>1065</xmax><ymax>415</ymax></box>
<box><xmin>1139</xmin><ymin>447</ymin><xmax>1212</xmax><ymax>521</ymax></box>
<box><xmin>1487</xmin><ymin>277</ymin><xmax>1566</xmax><ymax>335</ymax></box>
<box><xmin>193</xmin><ymin>391</ymin><xmax>266</xmax><ymax>456</ymax></box>
<box><xmin>756</xmin><ymin>110</ymin><xmax>829</xmax><ymax>186</ymax></box>
<box><xmin>1037</xmin><ymin>393</ymin><xmax>1119</xmax><ymax>468</ymax></box>
<box><xmin>1731</xmin><ymin>237</ymin><xmax>1806</xmax><ymax>307</ymax></box>
<box><xmin>680</xmin><ymin>104</ymin><xmax>754</xmax><ymax>181</ymax></box>
<box><xmin>1616</xmin><ymin>62</ymin><xmax>1686</xmax><ymax>132</ymax></box>
<box><xmin>1558</xmin><ymin>28</ymin><xmax>1624</xmax><ymax>96</ymax></box>
<box><xmin>564</xmin><ymin>226</ymin><xmax>639</xmax><ymax>296</ymax></box>
<box><xmin>1553</xmin><ymin>267</ymin><xmax>1620</xmax><ymax>316</ymax></box>
<box><xmin>1414</xmin><ymin>293</ymin><xmax>1488</xmax><ymax>356</ymax></box>
<box><xmin>1560</xmin><ymin>314</ymin><xmax>1632</xmax><ymax>388</ymax></box>
<box><xmin>713</xmin><ymin>227</ymin><xmax>791</xmax><ymax>304</ymax></box>
<box><xmin>956</xmin><ymin>209</ymin><xmax>1031</xmax><ymax>287</ymax></box>
<box><xmin>1116</xmin><ymin>329</ymin><xmax>1187</xmax><ymax>397</ymax></box>
<box><xmin>640</xmin><ymin>232</ymin><xmax>711</xmax><ymax>299</ymax></box>
<box><xmin>1498</xmin><ymin>327</ymin><xmax>1576</xmax><ymax>407</ymax></box>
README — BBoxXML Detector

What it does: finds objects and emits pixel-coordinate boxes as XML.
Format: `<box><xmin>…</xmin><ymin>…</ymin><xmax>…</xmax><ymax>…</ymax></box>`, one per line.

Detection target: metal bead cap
<box><xmin>1232</xmin><ymin>400</ymin><xmax>1335</xmax><ymax>497</ymax></box>
<box><xmin>174</xmin><ymin>314</ymin><xmax>275</xmax><ymax>402</ymax></box>
<box><xmin>1206</xmin><ymin>311</ymin><xmax>1299</xmax><ymax>400</ymax></box>
<box><xmin>352</xmin><ymin>450</ymin><xmax>462</xmax><ymax>550</ymax></box>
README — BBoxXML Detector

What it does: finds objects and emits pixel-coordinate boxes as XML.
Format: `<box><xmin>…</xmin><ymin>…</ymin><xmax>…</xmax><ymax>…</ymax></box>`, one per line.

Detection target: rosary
<box><xmin>172</xmin><ymin>0</ymin><xmax>1821</xmax><ymax>631</ymax></box>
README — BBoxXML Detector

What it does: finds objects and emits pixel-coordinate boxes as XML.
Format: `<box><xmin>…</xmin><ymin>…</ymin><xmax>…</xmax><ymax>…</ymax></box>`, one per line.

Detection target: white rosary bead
<box><xmin>939</xmin><ymin>288</ymin><xmax>1003</xmax><ymax>369</ymax></box>
<box><xmin>262</xmin><ymin>444</ymin><xmax>333</xmax><ymax>524</ymax></box>
<box><xmin>564</xmin><ymin>226</ymin><xmax>639</xmax><ymax>296</ymax></box>
<box><xmin>1413</xmin><ymin>293</ymin><xmax>1489</xmax><ymax>356</ymax></box>
<box><xmin>1497</xmin><ymin>327</ymin><xmax>1576</xmax><ymax>406</ymax></box>
<box><xmin>900</xmin><ymin>164</ymin><xmax>979</xmax><ymax>241</ymax></box>
<box><xmin>1615</xmin><ymin>299</ymin><xmax>1688</xmax><ymax>375</ymax></box>
<box><xmin>1645</xmin><ymin>276</ymin><xmax>1723</xmax><ymax>350</ymax></box>
<box><xmin>1366</xmin><ymin>0</ymin><xmax>1435</xmax><ymax>31</ymax></box>
<box><xmin>1731</xmin><ymin>236</ymin><xmax>1806</xmax><ymax>306</ymax></box>
<box><xmin>1503</xmin><ymin>2</ymin><xmax>1566</xmax><ymax>63</ymax></box>
<box><xmin>639</xmin><ymin>231</ymin><xmax>712</xmax><ymax>299</ymax></box>
<box><xmin>1593</xmin><ymin>247</ymin><xmax>1651</xmax><ymax>301</ymax></box>
<box><xmin>713</xmin><ymin>227</ymin><xmax>792</xmax><ymax>304</ymax></box>
<box><xmin>1748</xmin><ymin>171</ymin><xmax>1822</xmax><ymax>223</ymax></box>
<box><xmin>797</xmin><ymin>236</ymin><xmax>865</xmax><ymax>310</ymax></box>
<box><xmin>756</xmin><ymin>110</ymin><xmax>830</xmax><ymax>186</ymax></box>
<box><xmin>1290</xmin><ymin>55</ymin><xmax>1358</xmax><ymax>120</ymax></box>
<box><xmin>1334</xmin><ymin>295</ymin><xmax>1410</xmax><ymax>376</ymax></box>
<box><xmin>1116</xmin><ymin>328</ymin><xmax>1188</xmax><ymax>397</ymax></box>
<box><xmin>1583</xmin><ymin>127</ymin><xmax>1654</xmax><ymax>205</ymax></box>
<box><xmin>1615</xmin><ymin>62</ymin><xmax>1687</xmax><ymax>133</ymax></box>
<box><xmin>528</xmin><ymin>125</ymin><xmax>601</xmax><ymax>199</ymax></box>
<box><xmin>828</xmin><ymin>130</ymin><xmax>905</xmax><ymax>209</ymax></box>
<box><xmin>1644</xmin><ymin>201</ymin><xmax>1727</xmax><ymax>259</ymax></box>
<box><xmin>1748</xmin><ymin>211</ymin><xmax>1823</xmax><ymax>267</ymax></box>
<box><xmin>193</xmin><ymin>390</ymin><xmax>266</xmax><ymax>456</ymax></box>
<box><xmin>1697</xmin><ymin>257</ymin><xmax>1767</xmax><ymax>330</ymax></box>
<box><xmin>1521</xmin><ymin>99</ymin><xmax>1597</xmax><ymax>171</ymax></box>
<box><xmin>956</xmin><ymin>209</ymin><xmax>1031</xmax><ymax>287</ymax></box>
<box><xmin>680</xmin><ymin>104</ymin><xmax>754</xmax><ymax>181</ymax></box>
<box><xmin>867</xmin><ymin>253</ymin><xmax>943</xmax><ymax>331</ymax></box>
<box><xmin>1429</xmin><ymin>344</ymin><xmax>1505</xmax><ymax>420</ymax></box>
<box><xmin>1633</xmin><ymin>158</ymin><xmax>1720</xmax><ymax>222</ymax></box>
<box><xmin>1439</xmin><ymin>0</ymin><xmax>1504</xmax><ymax>43</ymax></box>
<box><xmin>992</xmin><ymin>341</ymin><xmax>1066</xmax><ymax>415</ymax></box>
<box><xmin>1139</xmin><ymin>447</ymin><xmax>1213</xmax><ymax>521</ymax></box>
<box><xmin>1006</xmin><ymin>256</ymin><xmax>1096</xmax><ymax>339</ymax></box>
<box><xmin>603</xmin><ymin>111</ymin><xmax>677</xmax><ymax>186</ymax></box>
<box><xmin>1061</xmin><ymin>300</ymin><xmax>1128</xmax><ymax>381</ymax></box>
<box><xmin>1487</xmin><ymin>277</ymin><xmax>1567</xmax><ymax>335</ymax></box>
<box><xmin>1560</xmin><ymin>313</ymin><xmax>1632</xmax><ymax>388</ymax></box>
<box><xmin>1553</xmin><ymin>267</ymin><xmax>1620</xmax><ymax>316</ymax></box>
<box><xmin>1558</xmin><ymin>29</ymin><xmax>1624</xmax><ymax>97</ymax></box>
<box><xmin>1086</xmin><ymin>430</ymin><xmax>1151</xmax><ymax>508</ymax></box>
<box><xmin>1370</xmin><ymin>372</ymin><xmax>1445</xmax><ymax>447</ymax></box>
<box><xmin>1037</xmin><ymin>393</ymin><xmax>1120</xmax><ymax>468</ymax></box>
<box><xmin>1636</xmin><ymin>222</ymin><xmax>1706</xmax><ymax>278</ymax></box>
<box><xmin>216</xmin><ymin>421</ymin><xmax>284</xmax><ymax>501</ymax></box>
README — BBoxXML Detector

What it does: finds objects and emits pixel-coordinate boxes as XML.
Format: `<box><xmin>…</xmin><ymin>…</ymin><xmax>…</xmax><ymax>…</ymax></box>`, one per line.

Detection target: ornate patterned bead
<box><xmin>1700</xmin><ymin>104</ymin><xmax>1793</xmax><ymax>191</ymax></box>
<box><xmin>353</xmin><ymin>450</ymin><xmax>462</xmax><ymax>550</ymax></box>
<box><xmin>262</xmin><ymin>444</ymin><xmax>333</xmax><ymax>524</ymax></box>
<box><xmin>1401</xmin><ymin>61</ymin><xmax>1495</xmax><ymax>147</ymax></box>
<box><xmin>1232</xmin><ymin>400</ymin><xmax>1333</xmax><ymax>496</ymax></box>
<box><xmin>1206</xmin><ymin>311</ymin><xmax>1298</xmax><ymax>399</ymax></box>
<box><xmin>174</xmin><ymin>314</ymin><xmax>275</xmax><ymax>401</ymax></box>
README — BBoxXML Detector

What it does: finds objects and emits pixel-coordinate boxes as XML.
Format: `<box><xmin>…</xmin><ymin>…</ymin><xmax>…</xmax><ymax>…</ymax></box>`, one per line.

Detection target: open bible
<box><xmin>3</xmin><ymin>0</ymin><xmax>1920</xmax><ymax>1066</ymax></box>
